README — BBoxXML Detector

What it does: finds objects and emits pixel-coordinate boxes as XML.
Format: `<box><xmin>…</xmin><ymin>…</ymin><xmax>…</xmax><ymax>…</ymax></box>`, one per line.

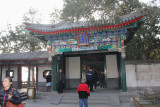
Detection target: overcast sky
<box><xmin>0</xmin><ymin>0</ymin><xmax>156</xmax><ymax>30</ymax></box>
<box><xmin>0</xmin><ymin>0</ymin><xmax>63</xmax><ymax>30</ymax></box>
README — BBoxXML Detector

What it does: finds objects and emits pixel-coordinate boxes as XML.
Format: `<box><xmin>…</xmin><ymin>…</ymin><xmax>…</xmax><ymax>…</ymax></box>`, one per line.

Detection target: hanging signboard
<box><xmin>76</xmin><ymin>32</ymin><xmax>89</xmax><ymax>46</ymax></box>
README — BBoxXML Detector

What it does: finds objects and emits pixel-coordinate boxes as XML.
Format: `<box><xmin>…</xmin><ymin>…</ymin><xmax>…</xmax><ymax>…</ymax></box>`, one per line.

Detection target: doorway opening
<box><xmin>81</xmin><ymin>55</ymin><xmax>105</xmax><ymax>89</ymax></box>
<box><xmin>21</xmin><ymin>66</ymin><xmax>37</xmax><ymax>88</ymax></box>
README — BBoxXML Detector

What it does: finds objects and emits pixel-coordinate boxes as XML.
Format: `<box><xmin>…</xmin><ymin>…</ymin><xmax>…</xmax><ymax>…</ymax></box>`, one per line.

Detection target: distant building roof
<box><xmin>0</xmin><ymin>51</ymin><xmax>50</xmax><ymax>61</ymax></box>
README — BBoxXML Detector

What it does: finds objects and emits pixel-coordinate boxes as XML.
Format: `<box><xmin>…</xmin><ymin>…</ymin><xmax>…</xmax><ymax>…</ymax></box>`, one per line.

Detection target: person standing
<box><xmin>93</xmin><ymin>71</ymin><xmax>98</xmax><ymax>89</ymax></box>
<box><xmin>86</xmin><ymin>68</ymin><xmax>94</xmax><ymax>91</ymax></box>
<box><xmin>0</xmin><ymin>77</ymin><xmax>21</xmax><ymax>107</ymax></box>
<box><xmin>77</xmin><ymin>79</ymin><xmax>90</xmax><ymax>107</ymax></box>
<box><xmin>46</xmin><ymin>72</ymin><xmax>52</xmax><ymax>92</ymax></box>
<box><xmin>100</xmin><ymin>71</ymin><xmax>105</xmax><ymax>88</ymax></box>
<box><xmin>82</xmin><ymin>70</ymin><xmax>86</xmax><ymax>81</ymax></box>
<box><xmin>56</xmin><ymin>69</ymin><xmax>65</xmax><ymax>94</ymax></box>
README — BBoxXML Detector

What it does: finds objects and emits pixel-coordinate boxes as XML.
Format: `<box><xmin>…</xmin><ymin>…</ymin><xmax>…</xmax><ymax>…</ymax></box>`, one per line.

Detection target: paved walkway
<box><xmin>24</xmin><ymin>100</ymin><xmax>133</xmax><ymax>107</ymax></box>
<box><xmin>21</xmin><ymin>88</ymin><xmax>135</xmax><ymax>107</ymax></box>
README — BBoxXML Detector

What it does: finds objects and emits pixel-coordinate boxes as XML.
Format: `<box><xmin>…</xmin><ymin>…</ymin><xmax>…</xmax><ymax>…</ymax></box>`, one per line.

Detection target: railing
<box><xmin>31</xmin><ymin>85</ymin><xmax>47</xmax><ymax>92</ymax></box>
<box><xmin>22</xmin><ymin>81</ymin><xmax>37</xmax><ymax>85</ymax></box>
<box><xmin>133</xmin><ymin>92</ymin><xmax>157</xmax><ymax>107</ymax></box>
<box><xmin>144</xmin><ymin>92</ymin><xmax>156</xmax><ymax>104</ymax></box>
<box><xmin>21</xmin><ymin>81</ymin><xmax>47</xmax><ymax>92</ymax></box>
<box><xmin>21</xmin><ymin>81</ymin><xmax>38</xmax><ymax>88</ymax></box>
<box><xmin>133</xmin><ymin>97</ymin><xmax>143</xmax><ymax>107</ymax></box>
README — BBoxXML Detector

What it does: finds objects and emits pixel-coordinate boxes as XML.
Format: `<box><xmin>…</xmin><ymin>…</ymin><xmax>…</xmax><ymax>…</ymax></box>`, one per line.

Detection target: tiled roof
<box><xmin>0</xmin><ymin>51</ymin><xmax>50</xmax><ymax>61</ymax></box>
<box><xmin>25</xmin><ymin>9</ymin><xmax>147</xmax><ymax>34</ymax></box>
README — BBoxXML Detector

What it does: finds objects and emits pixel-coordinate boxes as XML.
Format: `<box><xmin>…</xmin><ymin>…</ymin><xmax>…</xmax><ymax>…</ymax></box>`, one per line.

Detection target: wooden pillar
<box><xmin>104</xmin><ymin>55</ymin><xmax>107</xmax><ymax>88</ymax></box>
<box><xmin>119</xmin><ymin>53</ymin><xmax>127</xmax><ymax>92</ymax></box>
<box><xmin>28</xmin><ymin>62</ymin><xmax>31</xmax><ymax>87</ymax></box>
<box><xmin>52</xmin><ymin>56</ymin><xmax>57</xmax><ymax>91</ymax></box>
<box><xmin>31</xmin><ymin>67</ymin><xmax>35</xmax><ymax>85</ymax></box>
<box><xmin>17</xmin><ymin>66</ymin><xmax>22</xmax><ymax>89</ymax></box>
<box><xmin>20</xmin><ymin>66</ymin><xmax>22</xmax><ymax>89</ymax></box>
<box><xmin>36</xmin><ymin>66</ymin><xmax>38</xmax><ymax>86</ymax></box>
<box><xmin>0</xmin><ymin>65</ymin><xmax>2</xmax><ymax>86</ymax></box>
<box><xmin>117</xmin><ymin>54</ymin><xmax>121</xmax><ymax>89</ymax></box>
<box><xmin>52</xmin><ymin>54</ymin><xmax>64</xmax><ymax>91</ymax></box>
<box><xmin>7</xmin><ymin>63</ymin><xmax>10</xmax><ymax>77</ymax></box>
<box><xmin>17</xmin><ymin>66</ymin><xmax>20</xmax><ymax>89</ymax></box>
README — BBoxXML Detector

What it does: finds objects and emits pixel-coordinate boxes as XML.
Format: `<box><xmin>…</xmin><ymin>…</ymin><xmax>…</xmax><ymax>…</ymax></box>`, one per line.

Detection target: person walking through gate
<box><xmin>86</xmin><ymin>68</ymin><xmax>94</xmax><ymax>91</ymax></box>
<box><xmin>77</xmin><ymin>79</ymin><xmax>90</xmax><ymax>107</ymax></box>
<box><xmin>100</xmin><ymin>71</ymin><xmax>105</xmax><ymax>88</ymax></box>
<box><xmin>93</xmin><ymin>71</ymin><xmax>98</xmax><ymax>89</ymax></box>
<box><xmin>0</xmin><ymin>77</ymin><xmax>22</xmax><ymax>107</ymax></box>
<box><xmin>46</xmin><ymin>71</ymin><xmax>52</xmax><ymax>92</ymax></box>
<box><xmin>56</xmin><ymin>69</ymin><xmax>65</xmax><ymax>94</ymax></box>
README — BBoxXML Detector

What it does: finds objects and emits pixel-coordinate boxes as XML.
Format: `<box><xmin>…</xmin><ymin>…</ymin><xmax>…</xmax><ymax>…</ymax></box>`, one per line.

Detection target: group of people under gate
<box><xmin>46</xmin><ymin>68</ymin><xmax>105</xmax><ymax>93</ymax></box>
<box><xmin>55</xmin><ymin>68</ymin><xmax>105</xmax><ymax>107</ymax></box>
<box><xmin>83</xmin><ymin>68</ymin><xmax>105</xmax><ymax>92</ymax></box>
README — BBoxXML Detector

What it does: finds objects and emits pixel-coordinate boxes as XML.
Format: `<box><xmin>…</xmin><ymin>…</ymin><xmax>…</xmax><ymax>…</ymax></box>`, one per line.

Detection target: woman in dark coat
<box><xmin>0</xmin><ymin>77</ymin><xmax>21</xmax><ymax>107</ymax></box>
<box><xmin>93</xmin><ymin>71</ymin><xmax>98</xmax><ymax>89</ymax></box>
<box><xmin>100</xmin><ymin>71</ymin><xmax>105</xmax><ymax>88</ymax></box>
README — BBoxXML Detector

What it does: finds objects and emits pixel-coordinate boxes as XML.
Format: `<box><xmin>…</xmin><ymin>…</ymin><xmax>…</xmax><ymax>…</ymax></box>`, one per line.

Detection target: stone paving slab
<box><xmin>110</xmin><ymin>94</ymin><xmax>120</xmax><ymax>106</ymax></box>
<box><xmin>49</xmin><ymin>94</ymin><xmax>63</xmax><ymax>105</ymax></box>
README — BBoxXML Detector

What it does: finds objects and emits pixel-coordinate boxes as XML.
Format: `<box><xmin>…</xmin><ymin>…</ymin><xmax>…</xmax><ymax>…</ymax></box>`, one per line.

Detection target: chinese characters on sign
<box><xmin>76</xmin><ymin>32</ymin><xmax>89</xmax><ymax>46</ymax></box>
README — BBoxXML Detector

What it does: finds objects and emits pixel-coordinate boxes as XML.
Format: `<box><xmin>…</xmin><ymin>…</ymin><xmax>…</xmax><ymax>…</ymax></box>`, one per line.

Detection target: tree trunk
<box><xmin>137</xmin><ymin>34</ymin><xmax>147</xmax><ymax>60</ymax></box>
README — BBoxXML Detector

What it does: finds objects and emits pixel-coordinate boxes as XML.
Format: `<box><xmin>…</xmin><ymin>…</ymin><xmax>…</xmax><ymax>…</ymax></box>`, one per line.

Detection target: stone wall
<box><xmin>126</xmin><ymin>61</ymin><xmax>160</xmax><ymax>90</ymax></box>
<box><xmin>66</xmin><ymin>79</ymin><xmax>80</xmax><ymax>89</ymax></box>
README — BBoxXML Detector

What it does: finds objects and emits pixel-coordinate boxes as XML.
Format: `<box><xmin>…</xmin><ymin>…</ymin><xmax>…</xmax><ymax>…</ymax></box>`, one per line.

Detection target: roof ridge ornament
<box><xmin>25</xmin><ymin>9</ymin><xmax>146</xmax><ymax>35</ymax></box>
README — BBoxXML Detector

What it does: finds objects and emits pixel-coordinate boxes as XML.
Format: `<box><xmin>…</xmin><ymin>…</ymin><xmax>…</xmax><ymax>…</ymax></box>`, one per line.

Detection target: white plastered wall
<box><xmin>38</xmin><ymin>66</ymin><xmax>52</xmax><ymax>82</ymax></box>
<box><xmin>2</xmin><ymin>67</ymin><xmax>18</xmax><ymax>81</ymax></box>
<box><xmin>106</xmin><ymin>55</ymin><xmax>118</xmax><ymax>78</ymax></box>
<box><xmin>65</xmin><ymin>57</ymin><xmax>80</xmax><ymax>79</ymax></box>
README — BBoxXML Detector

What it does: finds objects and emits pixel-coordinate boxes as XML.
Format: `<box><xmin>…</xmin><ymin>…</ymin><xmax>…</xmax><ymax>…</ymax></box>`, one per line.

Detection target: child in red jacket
<box><xmin>77</xmin><ymin>79</ymin><xmax>90</xmax><ymax>107</ymax></box>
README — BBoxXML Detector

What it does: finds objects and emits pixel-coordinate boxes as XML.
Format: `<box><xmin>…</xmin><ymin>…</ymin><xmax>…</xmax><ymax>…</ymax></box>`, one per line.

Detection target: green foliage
<box><xmin>50</xmin><ymin>9</ymin><xmax>62</xmax><ymax>24</ymax></box>
<box><xmin>0</xmin><ymin>31</ymin><xmax>13</xmax><ymax>53</ymax></box>
<box><xmin>0</xmin><ymin>8</ymin><xmax>46</xmax><ymax>53</ymax></box>
<box><xmin>23</xmin><ymin>8</ymin><xmax>41</xmax><ymax>23</ymax></box>
<box><xmin>61</xmin><ymin>0</ymin><xmax>143</xmax><ymax>22</ymax></box>
<box><xmin>126</xmin><ymin>3</ymin><xmax>160</xmax><ymax>60</ymax></box>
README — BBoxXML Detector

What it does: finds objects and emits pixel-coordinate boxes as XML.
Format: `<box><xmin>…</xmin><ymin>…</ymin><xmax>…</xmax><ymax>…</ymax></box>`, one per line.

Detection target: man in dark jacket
<box><xmin>77</xmin><ymin>79</ymin><xmax>90</xmax><ymax>107</ymax></box>
<box><xmin>56</xmin><ymin>69</ymin><xmax>65</xmax><ymax>94</ymax></box>
<box><xmin>86</xmin><ymin>68</ymin><xmax>94</xmax><ymax>91</ymax></box>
